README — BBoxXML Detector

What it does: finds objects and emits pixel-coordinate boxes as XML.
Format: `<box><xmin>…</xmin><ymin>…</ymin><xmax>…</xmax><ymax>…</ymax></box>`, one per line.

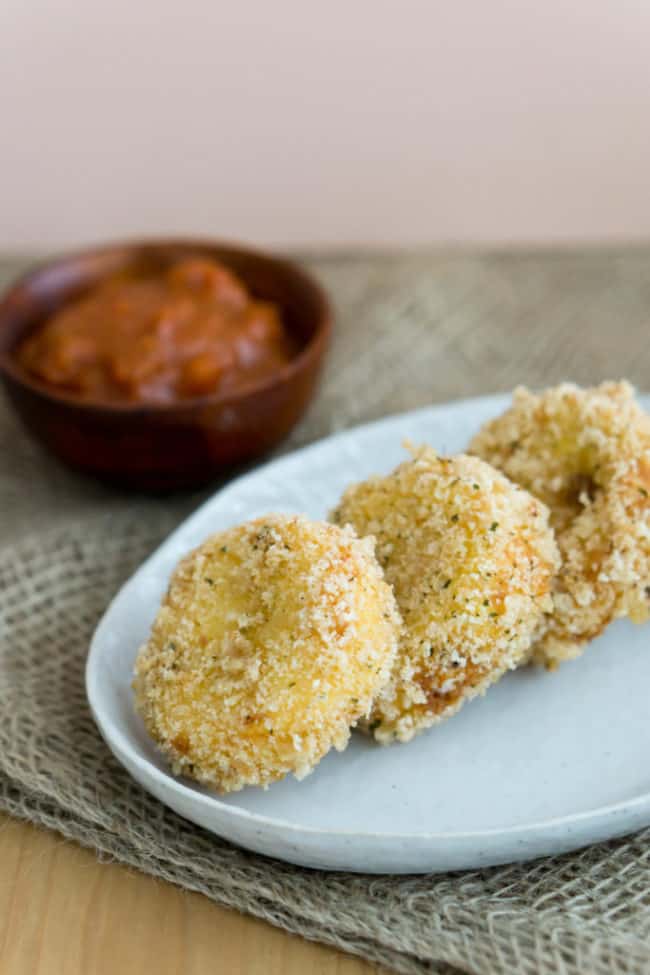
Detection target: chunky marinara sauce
<box><xmin>16</xmin><ymin>257</ymin><xmax>295</xmax><ymax>404</ymax></box>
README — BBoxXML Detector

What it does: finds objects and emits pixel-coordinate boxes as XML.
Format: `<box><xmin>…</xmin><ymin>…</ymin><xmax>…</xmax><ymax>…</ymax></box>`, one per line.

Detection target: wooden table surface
<box><xmin>4</xmin><ymin>248</ymin><xmax>650</xmax><ymax>974</ymax></box>
<box><xmin>0</xmin><ymin>814</ymin><xmax>377</xmax><ymax>975</ymax></box>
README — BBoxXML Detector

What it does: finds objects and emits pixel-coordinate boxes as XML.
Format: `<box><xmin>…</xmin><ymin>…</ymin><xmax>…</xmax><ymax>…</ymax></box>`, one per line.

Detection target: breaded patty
<box><xmin>331</xmin><ymin>445</ymin><xmax>558</xmax><ymax>743</ymax></box>
<box><xmin>469</xmin><ymin>382</ymin><xmax>650</xmax><ymax>665</ymax></box>
<box><xmin>134</xmin><ymin>514</ymin><xmax>400</xmax><ymax>791</ymax></box>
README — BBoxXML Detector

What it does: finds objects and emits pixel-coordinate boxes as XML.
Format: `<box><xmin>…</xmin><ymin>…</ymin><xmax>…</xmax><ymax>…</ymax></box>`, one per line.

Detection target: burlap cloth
<box><xmin>2</xmin><ymin>249</ymin><xmax>650</xmax><ymax>974</ymax></box>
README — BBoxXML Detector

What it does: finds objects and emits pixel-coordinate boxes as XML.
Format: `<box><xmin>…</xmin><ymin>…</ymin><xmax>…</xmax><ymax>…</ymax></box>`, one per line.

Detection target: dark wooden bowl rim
<box><xmin>0</xmin><ymin>238</ymin><xmax>331</xmax><ymax>416</ymax></box>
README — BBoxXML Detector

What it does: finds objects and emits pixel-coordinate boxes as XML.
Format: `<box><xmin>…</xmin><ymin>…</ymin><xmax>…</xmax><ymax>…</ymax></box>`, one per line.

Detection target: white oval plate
<box><xmin>87</xmin><ymin>394</ymin><xmax>650</xmax><ymax>874</ymax></box>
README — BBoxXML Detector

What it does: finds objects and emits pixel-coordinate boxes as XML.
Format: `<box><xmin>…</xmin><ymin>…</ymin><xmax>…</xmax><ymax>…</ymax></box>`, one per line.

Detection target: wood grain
<box><xmin>0</xmin><ymin>815</ymin><xmax>378</xmax><ymax>975</ymax></box>
<box><xmin>5</xmin><ymin>248</ymin><xmax>650</xmax><ymax>972</ymax></box>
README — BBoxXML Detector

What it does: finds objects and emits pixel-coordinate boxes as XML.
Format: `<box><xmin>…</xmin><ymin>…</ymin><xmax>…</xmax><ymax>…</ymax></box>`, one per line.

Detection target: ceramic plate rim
<box><xmin>86</xmin><ymin>392</ymin><xmax>650</xmax><ymax>846</ymax></box>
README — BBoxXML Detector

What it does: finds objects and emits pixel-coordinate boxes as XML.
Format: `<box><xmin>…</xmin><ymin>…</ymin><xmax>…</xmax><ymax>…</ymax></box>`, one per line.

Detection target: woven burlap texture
<box><xmin>3</xmin><ymin>249</ymin><xmax>650</xmax><ymax>974</ymax></box>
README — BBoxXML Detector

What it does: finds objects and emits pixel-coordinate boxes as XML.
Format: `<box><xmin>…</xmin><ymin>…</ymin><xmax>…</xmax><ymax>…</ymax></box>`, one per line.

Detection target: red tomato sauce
<box><xmin>16</xmin><ymin>257</ymin><xmax>295</xmax><ymax>404</ymax></box>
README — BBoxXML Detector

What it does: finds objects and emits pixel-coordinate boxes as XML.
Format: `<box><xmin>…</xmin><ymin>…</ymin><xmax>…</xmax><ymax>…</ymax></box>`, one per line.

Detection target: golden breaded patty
<box><xmin>134</xmin><ymin>514</ymin><xmax>400</xmax><ymax>792</ymax></box>
<box><xmin>469</xmin><ymin>382</ymin><xmax>650</xmax><ymax>666</ymax></box>
<box><xmin>331</xmin><ymin>446</ymin><xmax>558</xmax><ymax>743</ymax></box>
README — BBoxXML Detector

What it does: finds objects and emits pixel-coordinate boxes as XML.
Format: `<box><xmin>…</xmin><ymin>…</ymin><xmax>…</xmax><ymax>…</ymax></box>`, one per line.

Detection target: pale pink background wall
<box><xmin>2</xmin><ymin>0</ymin><xmax>650</xmax><ymax>250</ymax></box>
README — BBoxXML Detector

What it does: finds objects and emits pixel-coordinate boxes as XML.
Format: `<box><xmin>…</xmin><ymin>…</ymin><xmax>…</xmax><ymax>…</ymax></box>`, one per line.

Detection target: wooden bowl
<box><xmin>0</xmin><ymin>239</ymin><xmax>331</xmax><ymax>490</ymax></box>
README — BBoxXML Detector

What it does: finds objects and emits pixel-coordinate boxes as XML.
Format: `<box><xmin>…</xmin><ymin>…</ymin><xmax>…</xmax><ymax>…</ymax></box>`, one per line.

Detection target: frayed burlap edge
<box><xmin>1</xmin><ymin>516</ymin><xmax>650</xmax><ymax>975</ymax></box>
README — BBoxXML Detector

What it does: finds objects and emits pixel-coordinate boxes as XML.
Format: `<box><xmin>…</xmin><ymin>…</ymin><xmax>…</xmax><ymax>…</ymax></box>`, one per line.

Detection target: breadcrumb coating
<box><xmin>469</xmin><ymin>382</ymin><xmax>650</xmax><ymax>666</ymax></box>
<box><xmin>134</xmin><ymin>514</ymin><xmax>400</xmax><ymax>792</ymax></box>
<box><xmin>331</xmin><ymin>446</ymin><xmax>558</xmax><ymax>743</ymax></box>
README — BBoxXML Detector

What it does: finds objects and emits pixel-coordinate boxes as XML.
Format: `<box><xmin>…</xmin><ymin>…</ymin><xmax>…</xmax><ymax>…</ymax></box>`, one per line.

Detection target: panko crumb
<box><xmin>134</xmin><ymin>514</ymin><xmax>400</xmax><ymax>792</ymax></box>
<box><xmin>469</xmin><ymin>381</ymin><xmax>650</xmax><ymax>666</ymax></box>
<box><xmin>332</xmin><ymin>444</ymin><xmax>559</xmax><ymax>742</ymax></box>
